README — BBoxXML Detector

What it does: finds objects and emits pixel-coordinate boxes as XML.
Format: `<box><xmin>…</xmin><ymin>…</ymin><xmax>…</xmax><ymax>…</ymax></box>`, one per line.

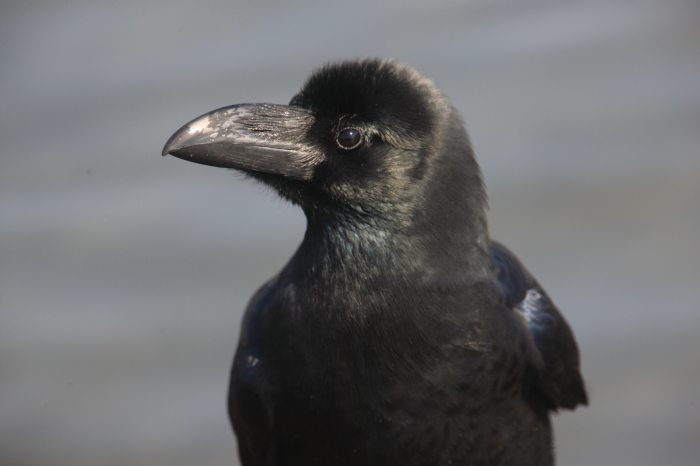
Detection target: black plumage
<box><xmin>163</xmin><ymin>59</ymin><xmax>587</xmax><ymax>466</ymax></box>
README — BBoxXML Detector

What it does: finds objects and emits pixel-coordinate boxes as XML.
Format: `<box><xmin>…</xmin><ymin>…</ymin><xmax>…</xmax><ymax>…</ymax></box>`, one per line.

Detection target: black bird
<box><xmin>162</xmin><ymin>59</ymin><xmax>587</xmax><ymax>466</ymax></box>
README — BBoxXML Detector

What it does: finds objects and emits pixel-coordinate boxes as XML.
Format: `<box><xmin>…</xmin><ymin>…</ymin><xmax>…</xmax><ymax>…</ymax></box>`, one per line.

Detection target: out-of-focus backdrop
<box><xmin>1</xmin><ymin>1</ymin><xmax>699</xmax><ymax>465</ymax></box>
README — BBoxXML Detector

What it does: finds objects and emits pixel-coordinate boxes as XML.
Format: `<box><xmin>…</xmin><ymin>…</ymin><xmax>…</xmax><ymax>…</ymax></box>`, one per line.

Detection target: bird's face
<box><xmin>163</xmin><ymin>60</ymin><xmax>452</xmax><ymax>217</ymax></box>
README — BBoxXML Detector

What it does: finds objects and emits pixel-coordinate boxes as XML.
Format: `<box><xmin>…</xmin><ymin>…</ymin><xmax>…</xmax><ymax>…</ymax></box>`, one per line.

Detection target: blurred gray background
<box><xmin>1</xmin><ymin>0</ymin><xmax>699</xmax><ymax>465</ymax></box>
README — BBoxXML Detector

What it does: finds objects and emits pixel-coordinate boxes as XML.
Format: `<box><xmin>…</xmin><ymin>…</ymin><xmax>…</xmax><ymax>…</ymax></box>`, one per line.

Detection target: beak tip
<box><xmin>162</xmin><ymin>133</ymin><xmax>183</xmax><ymax>157</ymax></box>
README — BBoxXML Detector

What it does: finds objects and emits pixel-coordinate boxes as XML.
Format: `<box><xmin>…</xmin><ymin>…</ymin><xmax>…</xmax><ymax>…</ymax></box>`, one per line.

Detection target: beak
<box><xmin>162</xmin><ymin>103</ymin><xmax>319</xmax><ymax>180</ymax></box>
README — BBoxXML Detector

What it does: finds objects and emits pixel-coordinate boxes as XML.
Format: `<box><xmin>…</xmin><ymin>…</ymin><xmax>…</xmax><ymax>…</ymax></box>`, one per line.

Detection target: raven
<box><xmin>163</xmin><ymin>59</ymin><xmax>587</xmax><ymax>466</ymax></box>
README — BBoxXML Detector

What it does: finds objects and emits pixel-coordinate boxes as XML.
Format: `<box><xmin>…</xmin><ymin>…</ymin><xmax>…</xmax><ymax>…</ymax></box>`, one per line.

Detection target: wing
<box><xmin>228</xmin><ymin>278</ymin><xmax>278</xmax><ymax>466</ymax></box>
<box><xmin>490</xmin><ymin>241</ymin><xmax>588</xmax><ymax>410</ymax></box>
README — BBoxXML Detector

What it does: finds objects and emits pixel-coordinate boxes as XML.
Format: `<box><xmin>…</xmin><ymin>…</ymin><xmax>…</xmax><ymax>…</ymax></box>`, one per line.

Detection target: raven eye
<box><xmin>336</xmin><ymin>128</ymin><xmax>363</xmax><ymax>150</ymax></box>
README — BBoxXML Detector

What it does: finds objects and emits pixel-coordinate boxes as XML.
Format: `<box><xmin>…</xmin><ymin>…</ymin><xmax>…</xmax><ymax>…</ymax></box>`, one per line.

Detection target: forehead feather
<box><xmin>295</xmin><ymin>59</ymin><xmax>443</xmax><ymax>145</ymax></box>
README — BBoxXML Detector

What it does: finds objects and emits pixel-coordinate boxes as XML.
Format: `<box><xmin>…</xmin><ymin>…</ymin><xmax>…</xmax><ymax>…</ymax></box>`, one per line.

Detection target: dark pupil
<box><xmin>337</xmin><ymin>128</ymin><xmax>362</xmax><ymax>149</ymax></box>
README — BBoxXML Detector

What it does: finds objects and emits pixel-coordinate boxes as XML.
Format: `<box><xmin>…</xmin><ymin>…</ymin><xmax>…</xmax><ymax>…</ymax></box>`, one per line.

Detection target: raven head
<box><xmin>163</xmin><ymin>60</ymin><xmax>484</xmax><ymax>220</ymax></box>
